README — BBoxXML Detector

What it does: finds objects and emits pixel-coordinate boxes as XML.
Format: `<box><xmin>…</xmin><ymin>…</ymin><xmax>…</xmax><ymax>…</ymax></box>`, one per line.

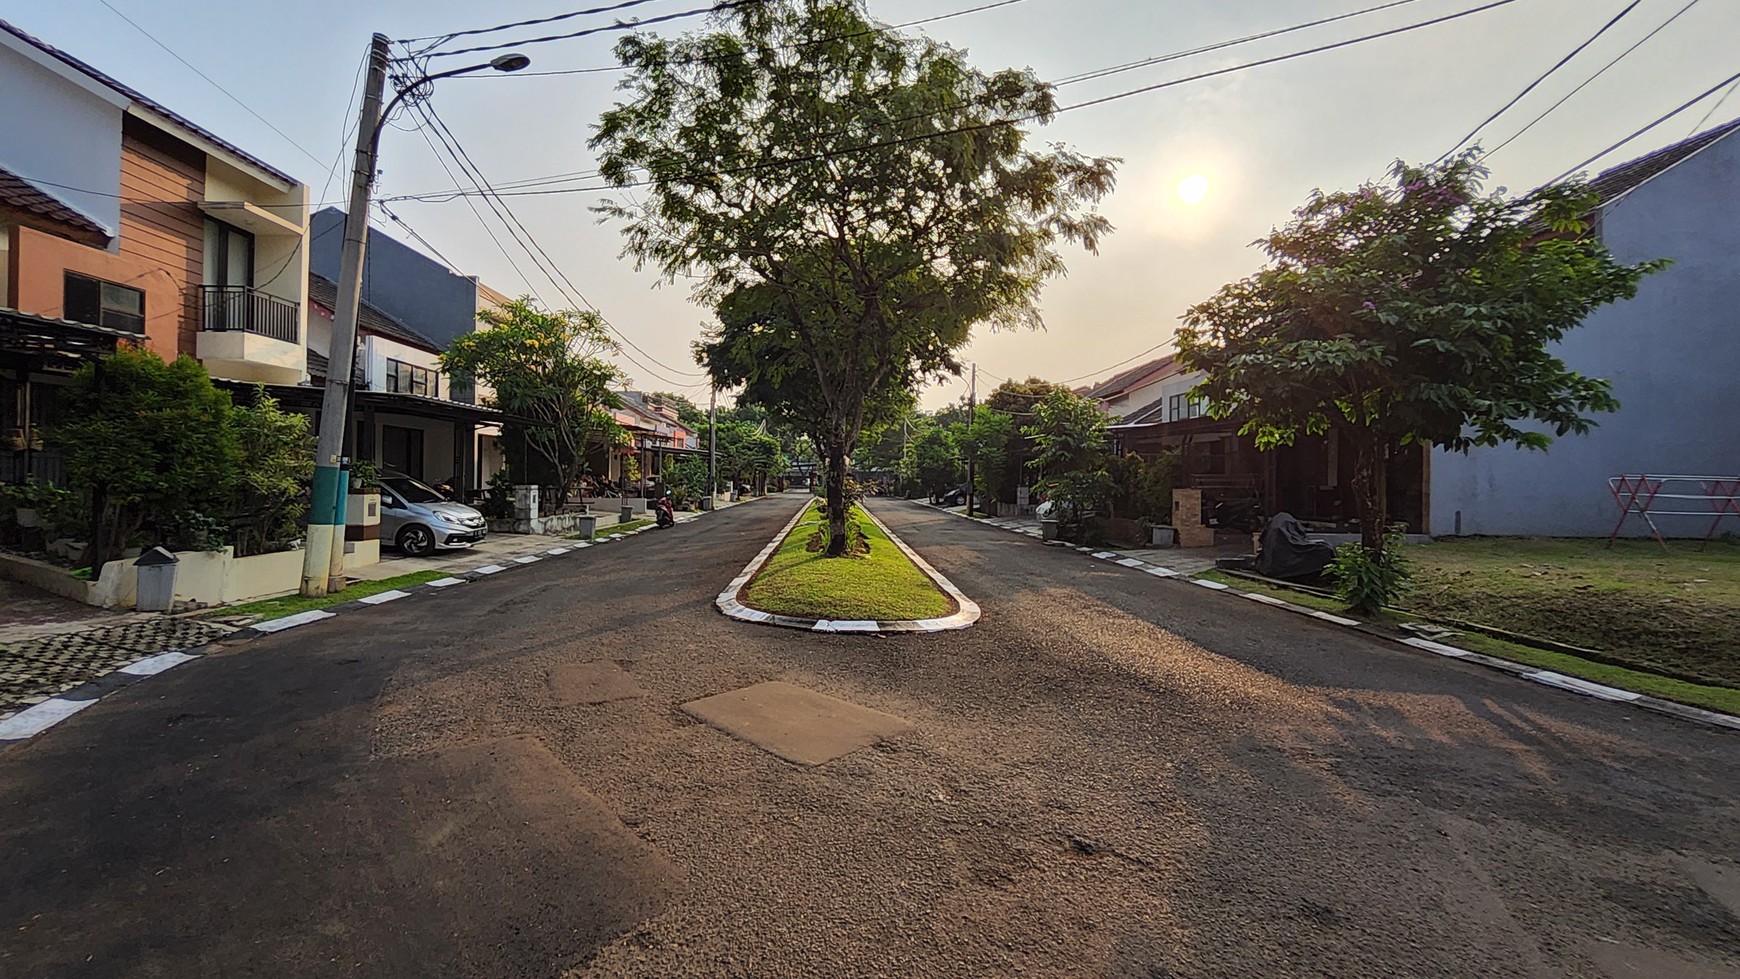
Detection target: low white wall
<box><xmin>0</xmin><ymin>550</ymin><xmax>96</xmax><ymax>603</ymax></box>
<box><xmin>0</xmin><ymin>546</ymin><xmax>313</xmax><ymax>609</ymax></box>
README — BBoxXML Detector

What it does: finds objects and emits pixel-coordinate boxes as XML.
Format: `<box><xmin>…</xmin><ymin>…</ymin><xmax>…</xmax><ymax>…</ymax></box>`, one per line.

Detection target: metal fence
<box><xmin>200</xmin><ymin>285</ymin><xmax>299</xmax><ymax>343</ymax></box>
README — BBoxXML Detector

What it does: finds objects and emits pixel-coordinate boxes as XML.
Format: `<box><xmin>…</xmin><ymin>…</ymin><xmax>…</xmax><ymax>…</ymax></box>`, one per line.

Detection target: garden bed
<box><xmin>741</xmin><ymin>504</ymin><xmax>953</xmax><ymax>621</ymax></box>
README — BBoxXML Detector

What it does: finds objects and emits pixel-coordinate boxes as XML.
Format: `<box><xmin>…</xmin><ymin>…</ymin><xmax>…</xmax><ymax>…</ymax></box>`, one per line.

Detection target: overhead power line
<box><xmin>384</xmin><ymin>0</ymin><xmax>1523</xmax><ymax>204</ymax></box>
<box><xmin>421</xmin><ymin>0</ymin><xmax>761</xmax><ymax>59</ymax></box>
<box><xmin>398</xmin><ymin>0</ymin><xmax>681</xmax><ymax>47</ymax></box>
<box><xmin>1688</xmin><ymin>77</ymin><xmax>1740</xmax><ymax>135</ymax></box>
<box><xmin>1437</xmin><ymin>0</ymin><xmax>1643</xmax><ymax>163</ymax></box>
<box><xmin>1483</xmin><ymin>0</ymin><xmax>1701</xmax><ymax>160</ymax></box>
<box><xmin>1057</xmin><ymin>340</ymin><xmax>1177</xmax><ymax>386</ymax></box>
<box><xmin>1547</xmin><ymin>68</ymin><xmax>1740</xmax><ymax>185</ymax></box>
<box><xmin>491</xmin><ymin>0</ymin><xmax>1034</xmax><ymax>77</ymax></box>
<box><xmin>94</xmin><ymin>0</ymin><xmax>327</xmax><ymax>168</ymax></box>
<box><xmin>395</xmin><ymin>0</ymin><xmax>1424</xmax><ymax>200</ymax></box>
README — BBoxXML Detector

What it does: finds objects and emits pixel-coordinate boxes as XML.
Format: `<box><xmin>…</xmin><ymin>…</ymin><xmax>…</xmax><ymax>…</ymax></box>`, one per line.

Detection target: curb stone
<box><xmin>717</xmin><ymin>502</ymin><xmax>981</xmax><ymax>633</ymax></box>
<box><xmin>0</xmin><ymin>498</ymin><xmax>766</xmax><ymax>748</ymax></box>
<box><xmin>918</xmin><ymin>500</ymin><xmax>1740</xmax><ymax>733</ymax></box>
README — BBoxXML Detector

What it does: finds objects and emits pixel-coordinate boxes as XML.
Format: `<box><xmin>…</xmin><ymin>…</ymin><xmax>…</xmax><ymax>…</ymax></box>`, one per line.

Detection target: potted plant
<box><xmin>5</xmin><ymin>478</ymin><xmax>51</xmax><ymax>528</ymax></box>
<box><xmin>348</xmin><ymin>458</ymin><xmax>381</xmax><ymax>493</ymax></box>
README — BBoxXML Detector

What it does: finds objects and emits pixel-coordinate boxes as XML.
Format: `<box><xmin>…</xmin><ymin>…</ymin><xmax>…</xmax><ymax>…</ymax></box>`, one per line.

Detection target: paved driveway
<box><xmin>0</xmin><ymin>496</ymin><xmax>1734</xmax><ymax>978</ymax></box>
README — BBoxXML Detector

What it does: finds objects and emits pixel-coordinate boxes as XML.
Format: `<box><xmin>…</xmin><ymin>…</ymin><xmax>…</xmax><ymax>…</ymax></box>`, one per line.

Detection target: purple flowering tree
<box><xmin>1177</xmin><ymin>153</ymin><xmax>1664</xmax><ymax>597</ymax></box>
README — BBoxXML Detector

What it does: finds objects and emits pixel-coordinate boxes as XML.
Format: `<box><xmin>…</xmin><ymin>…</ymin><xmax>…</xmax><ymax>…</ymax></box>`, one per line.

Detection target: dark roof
<box><xmin>1587</xmin><ymin>116</ymin><xmax>1740</xmax><ymax>206</ymax></box>
<box><xmin>0</xmin><ymin>18</ymin><xmax>296</xmax><ymax>187</ymax></box>
<box><xmin>0</xmin><ymin>305</ymin><xmax>138</xmax><ymax>361</ymax></box>
<box><xmin>0</xmin><ymin>164</ymin><xmax>109</xmax><ymax>244</ymax></box>
<box><xmin>1082</xmin><ymin>355</ymin><xmax>1175</xmax><ymax>401</ymax></box>
<box><xmin>308</xmin><ymin>273</ymin><xmax>442</xmax><ymax>353</ymax></box>
<box><xmin>1112</xmin><ymin>393</ymin><xmax>1171</xmax><ymax>428</ymax></box>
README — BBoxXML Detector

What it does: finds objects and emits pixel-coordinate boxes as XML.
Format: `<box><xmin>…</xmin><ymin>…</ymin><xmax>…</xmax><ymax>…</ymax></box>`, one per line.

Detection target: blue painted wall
<box><xmin>1430</xmin><ymin>131</ymin><xmax>1740</xmax><ymax>537</ymax></box>
<box><xmin>310</xmin><ymin>207</ymin><xmax>479</xmax><ymax>352</ymax></box>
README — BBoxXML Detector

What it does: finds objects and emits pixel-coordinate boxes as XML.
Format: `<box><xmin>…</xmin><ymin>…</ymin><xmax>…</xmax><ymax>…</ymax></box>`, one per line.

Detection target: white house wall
<box><xmin>1429</xmin><ymin>132</ymin><xmax>1740</xmax><ymax>538</ymax></box>
<box><xmin>0</xmin><ymin>30</ymin><xmax>127</xmax><ymax>239</ymax></box>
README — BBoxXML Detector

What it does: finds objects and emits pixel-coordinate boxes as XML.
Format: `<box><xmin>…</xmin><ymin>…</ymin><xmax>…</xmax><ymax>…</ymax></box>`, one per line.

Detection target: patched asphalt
<box><xmin>0</xmin><ymin>494</ymin><xmax>1735</xmax><ymax>978</ymax></box>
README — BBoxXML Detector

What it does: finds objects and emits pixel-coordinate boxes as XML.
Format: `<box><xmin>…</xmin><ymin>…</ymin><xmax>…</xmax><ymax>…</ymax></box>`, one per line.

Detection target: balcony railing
<box><xmin>200</xmin><ymin>285</ymin><xmax>299</xmax><ymax>343</ymax></box>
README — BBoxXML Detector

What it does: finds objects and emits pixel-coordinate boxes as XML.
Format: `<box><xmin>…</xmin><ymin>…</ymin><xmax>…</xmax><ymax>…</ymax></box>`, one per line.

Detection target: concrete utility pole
<box><xmin>302</xmin><ymin>33</ymin><xmax>389</xmax><ymax>598</ymax></box>
<box><xmin>299</xmin><ymin>36</ymin><xmax>532</xmax><ymax>597</ymax></box>
<box><xmin>707</xmin><ymin>385</ymin><xmax>718</xmax><ymax>508</ymax></box>
<box><xmin>965</xmin><ymin>362</ymin><xmax>977</xmax><ymax>518</ymax></box>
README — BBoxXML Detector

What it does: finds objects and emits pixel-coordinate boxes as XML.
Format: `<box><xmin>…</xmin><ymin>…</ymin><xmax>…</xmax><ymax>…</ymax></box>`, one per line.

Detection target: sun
<box><xmin>1176</xmin><ymin>173</ymin><xmax>1210</xmax><ymax>206</ymax></box>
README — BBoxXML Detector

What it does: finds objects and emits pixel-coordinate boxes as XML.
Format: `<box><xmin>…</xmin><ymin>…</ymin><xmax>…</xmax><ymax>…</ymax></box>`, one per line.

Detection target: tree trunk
<box><xmin>1349</xmin><ymin>431</ymin><xmax>1389</xmax><ymax>557</ymax></box>
<box><xmin>824</xmin><ymin>441</ymin><xmax>849</xmax><ymax>558</ymax></box>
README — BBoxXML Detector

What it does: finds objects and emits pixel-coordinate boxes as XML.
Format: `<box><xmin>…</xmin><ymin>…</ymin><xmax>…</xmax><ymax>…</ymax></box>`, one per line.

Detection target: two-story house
<box><xmin>1</xmin><ymin>17</ymin><xmax>308</xmax><ymax>485</ymax></box>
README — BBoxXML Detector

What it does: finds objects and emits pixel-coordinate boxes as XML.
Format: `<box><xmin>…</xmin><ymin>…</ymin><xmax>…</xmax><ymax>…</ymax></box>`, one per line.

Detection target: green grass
<box><xmin>1197</xmin><ymin>569</ymin><xmax>1740</xmax><ymax>716</ymax></box>
<box><xmin>203</xmin><ymin>570</ymin><xmax>447</xmax><ymax>621</ymax></box>
<box><xmin>742</xmin><ymin>504</ymin><xmax>953</xmax><ymax>621</ymax></box>
<box><xmin>1406</xmin><ymin>537</ymin><xmax>1740</xmax><ymax>687</ymax></box>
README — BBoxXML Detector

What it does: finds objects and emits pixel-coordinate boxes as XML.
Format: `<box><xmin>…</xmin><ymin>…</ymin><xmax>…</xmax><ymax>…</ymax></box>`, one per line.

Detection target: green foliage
<box><xmin>49</xmin><ymin>347</ymin><xmax>239</xmax><ymax>566</ymax></box>
<box><xmin>443</xmin><ymin>298</ymin><xmax>624</xmax><ymax>513</ymax></box>
<box><xmin>951</xmin><ymin>406</ymin><xmax>1014</xmax><ymax>503</ymax></box>
<box><xmin>660</xmin><ymin>455</ymin><xmax>710</xmax><ymax>508</ymax></box>
<box><xmin>1</xmin><ymin>477</ymin><xmax>71</xmax><ymax>511</ymax></box>
<box><xmin>1328</xmin><ymin>529</ymin><xmax>1413</xmax><ymax>613</ymax></box>
<box><xmin>1178</xmin><ymin>152</ymin><xmax>1665</xmax><ymax>556</ymax></box>
<box><xmin>481</xmin><ymin>468</ymin><xmax>515</xmax><ymax>520</ymax></box>
<box><xmin>1107</xmin><ymin>451</ymin><xmax>1178</xmax><ymax>524</ymax></box>
<box><xmin>901</xmin><ymin>424</ymin><xmax>959</xmax><ymax>499</ymax></box>
<box><xmin>231</xmin><ymin>389</ymin><xmax>314</xmax><ymax>557</ymax></box>
<box><xmin>347</xmin><ymin>457</ymin><xmax>380</xmax><ymax>491</ymax></box>
<box><xmin>1024</xmin><ymin>389</ymin><xmax>1110</xmax><ymax>477</ymax></box>
<box><xmin>986</xmin><ymin>377</ymin><xmax>1069</xmax><ymax>500</ymax></box>
<box><xmin>595</xmin><ymin>0</ymin><xmax>1115</xmax><ymax>556</ymax></box>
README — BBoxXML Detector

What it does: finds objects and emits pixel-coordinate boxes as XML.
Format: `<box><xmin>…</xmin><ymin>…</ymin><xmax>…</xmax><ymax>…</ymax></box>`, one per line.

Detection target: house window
<box><xmin>1187</xmin><ymin>396</ymin><xmax>1204</xmax><ymax>420</ymax></box>
<box><xmin>381</xmin><ymin>424</ymin><xmax>425</xmax><ymax>480</ymax></box>
<box><xmin>1169</xmin><ymin>394</ymin><xmax>1183</xmax><ymax>423</ymax></box>
<box><xmin>64</xmin><ymin>272</ymin><xmax>145</xmax><ymax>333</ymax></box>
<box><xmin>203</xmin><ymin>219</ymin><xmax>255</xmax><ymax>289</ymax></box>
<box><xmin>385</xmin><ymin>358</ymin><xmax>437</xmax><ymax>398</ymax></box>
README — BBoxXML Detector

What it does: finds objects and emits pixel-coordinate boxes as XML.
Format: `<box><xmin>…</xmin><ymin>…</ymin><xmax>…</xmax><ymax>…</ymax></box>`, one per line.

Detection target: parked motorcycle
<box><xmin>654</xmin><ymin>494</ymin><xmax>676</xmax><ymax>529</ymax></box>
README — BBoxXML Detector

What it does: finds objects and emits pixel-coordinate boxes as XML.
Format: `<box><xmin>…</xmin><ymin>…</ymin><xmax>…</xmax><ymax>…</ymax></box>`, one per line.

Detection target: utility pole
<box><xmin>302</xmin><ymin>33</ymin><xmax>389</xmax><ymax>598</ymax></box>
<box><xmin>707</xmin><ymin>385</ymin><xmax>718</xmax><ymax>509</ymax></box>
<box><xmin>965</xmin><ymin>362</ymin><xmax>977</xmax><ymax>518</ymax></box>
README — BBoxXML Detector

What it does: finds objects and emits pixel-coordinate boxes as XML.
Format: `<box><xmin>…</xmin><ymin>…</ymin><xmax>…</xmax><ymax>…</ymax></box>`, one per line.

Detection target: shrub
<box><xmin>480</xmin><ymin>468</ymin><xmax>515</xmax><ymax>520</ymax></box>
<box><xmin>1328</xmin><ymin>529</ymin><xmax>1413</xmax><ymax>612</ymax></box>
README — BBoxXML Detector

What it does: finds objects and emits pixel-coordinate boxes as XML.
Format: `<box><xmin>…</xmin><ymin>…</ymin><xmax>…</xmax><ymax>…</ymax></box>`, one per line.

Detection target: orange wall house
<box><xmin>8</xmin><ymin>225</ymin><xmax>181</xmax><ymax>359</ymax></box>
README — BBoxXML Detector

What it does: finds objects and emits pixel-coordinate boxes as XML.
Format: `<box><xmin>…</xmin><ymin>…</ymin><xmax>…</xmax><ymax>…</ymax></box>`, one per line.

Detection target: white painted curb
<box><xmin>717</xmin><ymin>502</ymin><xmax>981</xmax><ymax>633</ymax></box>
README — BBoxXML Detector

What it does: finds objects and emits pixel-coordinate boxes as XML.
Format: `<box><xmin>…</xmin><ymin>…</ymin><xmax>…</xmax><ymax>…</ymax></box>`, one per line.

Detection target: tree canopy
<box><xmin>593</xmin><ymin>0</ymin><xmax>1116</xmax><ymax>553</ymax></box>
<box><xmin>1178</xmin><ymin>153</ymin><xmax>1664</xmax><ymax>568</ymax></box>
<box><xmin>443</xmin><ymin>299</ymin><xmax>624</xmax><ymax>513</ymax></box>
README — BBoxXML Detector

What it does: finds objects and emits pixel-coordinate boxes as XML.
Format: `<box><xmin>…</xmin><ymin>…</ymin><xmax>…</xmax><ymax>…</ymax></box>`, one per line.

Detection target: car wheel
<box><xmin>397</xmin><ymin>524</ymin><xmax>436</xmax><ymax>557</ymax></box>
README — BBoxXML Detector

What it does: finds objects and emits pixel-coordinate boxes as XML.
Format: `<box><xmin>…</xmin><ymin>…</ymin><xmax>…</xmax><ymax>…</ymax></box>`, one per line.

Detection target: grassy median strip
<box><xmin>203</xmin><ymin>570</ymin><xmax>447</xmax><ymax>622</ymax></box>
<box><xmin>1198</xmin><ymin>569</ymin><xmax>1740</xmax><ymax>717</ymax></box>
<box><xmin>742</xmin><ymin>504</ymin><xmax>953</xmax><ymax>621</ymax></box>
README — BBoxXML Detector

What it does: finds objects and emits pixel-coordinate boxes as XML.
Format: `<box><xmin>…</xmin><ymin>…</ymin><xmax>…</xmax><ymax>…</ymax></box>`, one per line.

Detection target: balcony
<box><xmin>196</xmin><ymin>285</ymin><xmax>303</xmax><ymax>385</ymax></box>
<box><xmin>200</xmin><ymin>285</ymin><xmax>298</xmax><ymax>342</ymax></box>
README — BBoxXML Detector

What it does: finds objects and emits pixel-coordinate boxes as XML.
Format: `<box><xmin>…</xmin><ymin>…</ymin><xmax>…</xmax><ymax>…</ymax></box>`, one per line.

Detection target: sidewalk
<box><xmin>941</xmin><ymin>504</ymin><xmax>1246</xmax><ymax>575</ymax></box>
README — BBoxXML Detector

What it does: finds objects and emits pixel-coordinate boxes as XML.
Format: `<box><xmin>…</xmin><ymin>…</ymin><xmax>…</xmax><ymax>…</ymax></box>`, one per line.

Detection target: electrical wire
<box><xmin>393</xmin><ymin>0</ymin><xmax>1423</xmax><ymax>200</ymax></box>
<box><xmin>1437</xmin><ymin>0</ymin><xmax>1642</xmax><ymax>163</ymax></box>
<box><xmin>408</xmin><ymin>96</ymin><xmax>707</xmax><ymax>385</ymax></box>
<box><xmin>93</xmin><ymin>0</ymin><xmax>327</xmax><ymax>168</ymax></box>
<box><xmin>421</xmin><ymin>0</ymin><xmax>762</xmax><ymax>60</ymax></box>
<box><xmin>318</xmin><ymin>40</ymin><xmax>373</xmax><ymax>205</ymax></box>
<box><xmin>486</xmin><ymin>0</ymin><xmax>1033</xmax><ymax>77</ymax></box>
<box><xmin>375</xmin><ymin>201</ymin><xmax>466</xmax><ymax>272</ymax></box>
<box><xmin>1547</xmin><ymin>68</ymin><xmax>1740</xmax><ymax>184</ymax></box>
<box><xmin>383</xmin><ymin>0</ymin><xmax>1523</xmax><ymax>204</ymax></box>
<box><xmin>1687</xmin><ymin>77</ymin><xmax>1740</xmax><ymax>135</ymax></box>
<box><xmin>1483</xmin><ymin>0</ymin><xmax>1700</xmax><ymax>160</ymax></box>
<box><xmin>397</xmin><ymin>0</ymin><xmax>681</xmax><ymax>47</ymax></box>
<box><xmin>1056</xmin><ymin>340</ymin><xmax>1177</xmax><ymax>386</ymax></box>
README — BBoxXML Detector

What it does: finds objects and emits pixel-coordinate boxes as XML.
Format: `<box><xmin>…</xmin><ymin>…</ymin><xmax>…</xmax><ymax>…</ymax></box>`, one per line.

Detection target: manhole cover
<box><xmin>682</xmin><ymin>680</ymin><xmax>913</xmax><ymax>766</ymax></box>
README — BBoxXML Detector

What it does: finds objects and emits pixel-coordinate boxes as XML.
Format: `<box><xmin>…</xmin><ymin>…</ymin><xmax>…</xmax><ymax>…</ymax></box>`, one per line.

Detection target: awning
<box><xmin>0</xmin><ymin>307</ymin><xmax>140</xmax><ymax>362</ymax></box>
<box><xmin>226</xmin><ymin>382</ymin><xmax>520</xmax><ymax>427</ymax></box>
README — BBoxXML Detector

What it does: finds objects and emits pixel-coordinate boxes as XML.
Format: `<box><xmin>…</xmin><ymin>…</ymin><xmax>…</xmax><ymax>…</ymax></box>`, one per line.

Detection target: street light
<box><xmin>300</xmin><ymin>36</ymin><xmax>530</xmax><ymax>597</ymax></box>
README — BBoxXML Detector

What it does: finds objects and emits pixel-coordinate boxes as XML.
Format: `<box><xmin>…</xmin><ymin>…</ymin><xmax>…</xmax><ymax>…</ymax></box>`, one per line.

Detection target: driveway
<box><xmin>0</xmin><ymin>495</ymin><xmax>1734</xmax><ymax>978</ymax></box>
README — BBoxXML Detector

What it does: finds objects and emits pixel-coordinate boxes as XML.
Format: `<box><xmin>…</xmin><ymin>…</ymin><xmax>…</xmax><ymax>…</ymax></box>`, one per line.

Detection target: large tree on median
<box><xmin>592</xmin><ymin>0</ymin><xmax>1116</xmax><ymax>554</ymax></box>
<box><xmin>1178</xmin><ymin>153</ymin><xmax>1665</xmax><ymax>564</ymax></box>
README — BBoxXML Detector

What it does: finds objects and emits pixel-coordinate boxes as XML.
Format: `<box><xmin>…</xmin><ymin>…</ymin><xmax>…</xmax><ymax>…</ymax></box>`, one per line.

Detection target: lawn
<box><xmin>741</xmin><ymin>504</ymin><xmax>953</xmax><ymax>621</ymax></box>
<box><xmin>1404</xmin><ymin>537</ymin><xmax>1740</xmax><ymax>687</ymax></box>
<box><xmin>203</xmin><ymin>570</ymin><xmax>447</xmax><ymax>622</ymax></box>
<box><xmin>1199</xmin><ymin>568</ymin><xmax>1740</xmax><ymax>717</ymax></box>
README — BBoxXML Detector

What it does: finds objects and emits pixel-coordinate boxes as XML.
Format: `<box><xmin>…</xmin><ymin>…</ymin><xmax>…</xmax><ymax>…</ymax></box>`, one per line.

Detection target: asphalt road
<box><xmin>1</xmin><ymin>495</ymin><xmax>1736</xmax><ymax>979</ymax></box>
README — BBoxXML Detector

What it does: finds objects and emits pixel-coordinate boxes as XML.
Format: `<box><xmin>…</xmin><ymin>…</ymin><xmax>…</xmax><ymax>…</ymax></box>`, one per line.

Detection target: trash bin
<box><xmin>135</xmin><ymin>546</ymin><xmax>179</xmax><ymax>611</ymax></box>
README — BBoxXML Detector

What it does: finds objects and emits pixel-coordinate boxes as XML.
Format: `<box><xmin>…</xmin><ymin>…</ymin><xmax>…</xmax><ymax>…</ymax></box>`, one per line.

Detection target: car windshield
<box><xmin>383</xmin><ymin>476</ymin><xmax>445</xmax><ymax>504</ymax></box>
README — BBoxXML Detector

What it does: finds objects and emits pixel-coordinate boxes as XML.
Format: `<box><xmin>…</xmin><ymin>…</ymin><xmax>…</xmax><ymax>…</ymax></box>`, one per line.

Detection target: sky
<box><xmin>8</xmin><ymin>0</ymin><xmax>1737</xmax><ymax>410</ymax></box>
